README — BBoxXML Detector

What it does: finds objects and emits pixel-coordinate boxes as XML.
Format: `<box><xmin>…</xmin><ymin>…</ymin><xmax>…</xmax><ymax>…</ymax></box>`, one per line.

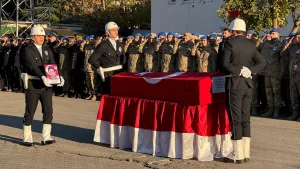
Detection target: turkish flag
<box><xmin>110</xmin><ymin>72</ymin><xmax>225</xmax><ymax>105</ymax></box>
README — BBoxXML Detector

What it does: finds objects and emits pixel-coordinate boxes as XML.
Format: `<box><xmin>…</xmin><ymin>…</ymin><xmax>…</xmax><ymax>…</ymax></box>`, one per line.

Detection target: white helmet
<box><xmin>229</xmin><ymin>18</ymin><xmax>246</xmax><ymax>32</ymax></box>
<box><xmin>105</xmin><ymin>22</ymin><xmax>119</xmax><ymax>33</ymax></box>
<box><xmin>30</xmin><ymin>25</ymin><xmax>46</xmax><ymax>36</ymax></box>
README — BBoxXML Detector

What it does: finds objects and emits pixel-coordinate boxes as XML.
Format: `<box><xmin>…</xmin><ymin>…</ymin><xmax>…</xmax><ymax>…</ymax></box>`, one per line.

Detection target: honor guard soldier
<box><xmin>222</xmin><ymin>18</ymin><xmax>266</xmax><ymax>163</ymax></box>
<box><xmin>22</xmin><ymin>25</ymin><xmax>65</xmax><ymax>147</ymax></box>
<box><xmin>88</xmin><ymin>22</ymin><xmax>126</xmax><ymax>94</ymax></box>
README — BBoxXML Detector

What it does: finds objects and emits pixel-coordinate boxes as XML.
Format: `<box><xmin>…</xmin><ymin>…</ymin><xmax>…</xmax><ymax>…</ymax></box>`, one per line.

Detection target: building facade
<box><xmin>151</xmin><ymin>0</ymin><xmax>294</xmax><ymax>36</ymax></box>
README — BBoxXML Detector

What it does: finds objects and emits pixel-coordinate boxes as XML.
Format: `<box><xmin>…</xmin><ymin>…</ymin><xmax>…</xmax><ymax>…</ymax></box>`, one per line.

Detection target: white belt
<box><xmin>97</xmin><ymin>65</ymin><xmax>122</xmax><ymax>82</ymax></box>
<box><xmin>21</xmin><ymin>73</ymin><xmax>40</xmax><ymax>89</ymax></box>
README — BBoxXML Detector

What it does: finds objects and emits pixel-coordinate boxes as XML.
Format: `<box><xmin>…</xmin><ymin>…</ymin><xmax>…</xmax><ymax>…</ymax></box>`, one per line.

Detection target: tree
<box><xmin>289</xmin><ymin>0</ymin><xmax>300</xmax><ymax>33</ymax></box>
<box><xmin>217</xmin><ymin>0</ymin><xmax>293</xmax><ymax>32</ymax></box>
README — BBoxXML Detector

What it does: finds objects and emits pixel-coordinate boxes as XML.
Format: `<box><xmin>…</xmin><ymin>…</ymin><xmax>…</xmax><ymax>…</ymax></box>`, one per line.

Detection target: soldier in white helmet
<box><xmin>88</xmin><ymin>22</ymin><xmax>126</xmax><ymax>94</ymax></box>
<box><xmin>22</xmin><ymin>25</ymin><xmax>65</xmax><ymax>147</ymax></box>
<box><xmin>222</xmin><ymin>18</ymin><xmax>265</xmax><ymax>163</ymax></box>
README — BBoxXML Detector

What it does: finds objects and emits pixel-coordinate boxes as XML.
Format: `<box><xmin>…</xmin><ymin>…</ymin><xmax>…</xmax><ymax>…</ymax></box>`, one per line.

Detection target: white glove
<box><xmin>240</xmin><ymin>66</ymin><xmax>252</xmax><ymax>79</ymax></box>
<box><xmin>41</xmin><ymin>76</ymin><xmax>52</xmax><ymax>87</ymax></box>
<box><xmin>57</xmin><ymin>76</ymin><xmax>65</xmax><ymax>87</ymax></box>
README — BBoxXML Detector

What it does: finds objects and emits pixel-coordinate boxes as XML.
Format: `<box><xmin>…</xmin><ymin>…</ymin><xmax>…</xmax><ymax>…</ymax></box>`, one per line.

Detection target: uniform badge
<box><xmin>45</xmin><ymin>51</ymin><xmax>48</xmax><ymax>56</ymax></box>
<box><xmin>273</xmin><ymin>47</ymin><xmax>277</xmax><ymax>51</ymax></box>
<box><xmin>294</xmin><ymin>65</ymin><xmax>298</xmax><ymax>71</ymax></box>
<box><xmin>296</xmin><ymin>49</ymin><xmax>300</xmax><ymax>54</ymax></box>
<box><xmin>119</xmin><ymin>47</ymin><xmax>122</xmax><ymax>52</ymax></box>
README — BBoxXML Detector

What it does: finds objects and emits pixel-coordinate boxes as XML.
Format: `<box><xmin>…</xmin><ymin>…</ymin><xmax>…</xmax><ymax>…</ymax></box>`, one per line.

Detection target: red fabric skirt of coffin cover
<box><xmin>97</xmin><ymin>95</ymin><xmax>231</xmax><ymax>136</ymax></box>
<box><xmin>110</xmin><ymin>72</ymin><xmax>225</xmax><ymax>105</ymax></box>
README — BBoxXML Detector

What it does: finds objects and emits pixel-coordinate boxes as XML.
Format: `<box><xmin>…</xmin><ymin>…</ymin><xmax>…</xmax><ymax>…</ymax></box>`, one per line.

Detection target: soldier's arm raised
<box><xmin>191</xmin><ymin>42</ymin><xmax>199</xmax><ymax>56</ymax></box>
<box><xmin>155</xmin><ymin>39</ymin><xmax>164</xmax><ymax>52</ymax></box>
<box><xmin>139</xmin><ymin>40</ymin><xmax>147</xmax><ymax>53</ymax></box>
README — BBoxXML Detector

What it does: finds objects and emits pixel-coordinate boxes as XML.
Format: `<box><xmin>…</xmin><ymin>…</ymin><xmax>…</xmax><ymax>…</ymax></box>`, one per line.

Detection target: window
<box><xmin>169</xmin><ymin>0</ymin><xmax>176</xmax><ymax>4</ymax></box>
<box><xmin>182</xmin><ymin>0</ymin><xmax>193</xmax><ymax>3</ymax></box>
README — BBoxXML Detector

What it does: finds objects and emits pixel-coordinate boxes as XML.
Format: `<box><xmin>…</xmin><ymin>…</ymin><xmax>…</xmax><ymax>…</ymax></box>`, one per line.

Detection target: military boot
<box><xmin>287</xmin><ymin>109</ymin><xmax>299</xmax><ymax>121</ymax></box>
<box><xmin>86</xmin><ymin>95</ymin><xmax>92</xmax><ymax>100</ymax></box>
<box><xmin>273</xmin><ymin>107</ymin><xmax>281</xmax><ymax>119</ymax></box>
<box><xmin>23</xmin><ymin>125</ymin><xmax>33</xmax><ymax>147</ymax></box>
<box><xmin>261</xmin><ymin>106</ymin><xmax>274</xmax><ymax>117</ymax></box>
<box><xmin>41</xmin><ymin>124</ymin><xmax>56</xmax><ymax>145</ymax></box>
<box><xmin>223</xmin><ymin>139</ymin><xmax>244</xmax><ymax>164</ymax></box>
<box><xmin>251</xmin><ymin>106</ymin><xmax>258</xmax><ymax>116</ymax></box>
<box><xmin>242</xmin><ymin>137</ymin><xmax>251</xmax><ymax>162</ymax></box>
<box><xmin>90</xmin><ymin>95</ymin><xmax>97</xmax><ymax>101</ymax></box>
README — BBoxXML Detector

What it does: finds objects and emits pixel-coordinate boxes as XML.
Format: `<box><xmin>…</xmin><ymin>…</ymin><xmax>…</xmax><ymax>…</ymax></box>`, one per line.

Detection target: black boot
<box><xmin>273</xmin><ymin>107</ymin><xmax>281</xmax><ymax>119</ymax></box>
<box><xmin>259</xmin><ymin>105</ymin><xmax>269</xmax><ymax>115</ymax></box>
<box><xmin>261</xmin><ymin>106</ymin><xmax>274</xmax><ymax>117</ymax></box>
<box><xmin>287</xmin><ymin>109</ymin><xmax>299</xmax><ymax>121</ymax></box>
<box><xmin>251</xmin><ymin>106</ymin><xmax>258</xmax><ymax>116</ymax></box>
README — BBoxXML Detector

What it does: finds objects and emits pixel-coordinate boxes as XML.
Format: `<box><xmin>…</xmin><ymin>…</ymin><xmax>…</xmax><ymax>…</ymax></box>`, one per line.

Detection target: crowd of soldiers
<box><xmin>0</xmin><ymin>28</ymin><xmax>300</xmax><ymax>122</ymax></box>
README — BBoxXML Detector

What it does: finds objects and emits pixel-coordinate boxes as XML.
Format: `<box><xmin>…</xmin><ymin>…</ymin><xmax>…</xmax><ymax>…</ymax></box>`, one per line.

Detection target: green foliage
<box><xmin>217</xmin><ymin>0</ymin><xmax>300</xmax><ymax>32</ymax></box>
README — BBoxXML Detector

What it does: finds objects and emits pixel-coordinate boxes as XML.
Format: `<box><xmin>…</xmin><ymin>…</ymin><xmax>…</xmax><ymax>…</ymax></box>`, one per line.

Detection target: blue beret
<box><xmin>144</xmin><ymin>33</ymin><xmax>150</xmax><ymax>37</ymax></box>
<box><xmin>174</xmin><ymin>33</ymin><xmax>179</xmax><ymax>38</ymax></box>
<box><xmin>158</xmin><ymin>32</ymin><xmax>166</xmax><ymax>37</ymax></box>
<box><xmin>192</xmin><ymin>32</ymin><xmax>199</xmax><ymax>36</ymax></box>
<box><xmin>201</xmin><ymin>35</ymin><xmax>207</xmax><ymax>40</ymax></box>
<box><xmin>270</xmin><ymin>28</ymin><xmax>280</xmax><ymax>33</ymax></box>
<box><xmin>49</xmin><ymin>32</ymin><xmax>57</xmax><ymax>36</ymax></box>
<box><xmin>134</xmin><ymin>33</ymin><xmax>142</xmax><ymax>37</ymax></box>
<box><xmin>84</xmin><ymin>36</ymin><xmax>90</xmax><ymax>40</ymax></box>
<box><xmin>246</xmin><ymin>30</ymin><xmax>255</xmax><ymax>35</ymax></box>
<box><xmin>209</xmin><ymin>34</ymin><xmax>218</xmax><ymax>39</ymax></box>
<box><xmin>62</xmin><ymin>37</ymin><xmax>68</xmax><ymax>41</ymax></box>
<box><xmin>127</xmin><ymin>35</ymin><xmax>134</xmax><ymax>39</ymax></box>
<box><xmin>89</xmin><ymin>35</ymin><xmax>95</xmax><ymax>39</ymax></box>
<box><xmin>290</xmin><ymin>32</ymin><xmax>296</xmax><ymax>37</ymax></box>
<box><xmin>168</xmin><ymin>32</ymin><xmax>174</xmax><ymax>36</ymax></box>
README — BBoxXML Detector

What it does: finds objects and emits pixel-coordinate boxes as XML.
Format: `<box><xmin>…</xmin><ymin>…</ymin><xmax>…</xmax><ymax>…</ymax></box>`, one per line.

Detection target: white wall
<box><xmin>151</xmin><ymin>0</ymin><xmax>295</xmax><ymax>36</ymax></box>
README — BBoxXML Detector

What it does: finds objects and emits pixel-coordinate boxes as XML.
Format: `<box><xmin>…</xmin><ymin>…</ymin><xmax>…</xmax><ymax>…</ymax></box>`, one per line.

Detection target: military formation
<box><xmin>1</xmin><ymin>27</ymin><xmax>300</xmax><ymax>122</ymax></box>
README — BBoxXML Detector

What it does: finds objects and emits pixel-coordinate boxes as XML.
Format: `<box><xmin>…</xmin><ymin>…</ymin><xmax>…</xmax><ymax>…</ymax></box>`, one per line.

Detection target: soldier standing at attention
<box><xmin>22</xmin><ymin>25</ymin><xmax>65</xmax><ymax>147</ymax></box>
<box><xmin>281</xmin><ymin>31</ymin><xmax>300</xmax><ymax>121</ymax></box>
<box><xmin>223</xmin><ymin>18</ymin><xmax>265</xmax><ymax>163</ymax></box>
<box><xmin>259</xmin><ymin>28</ymin><xmax>283</xmax><ymax>118</ymax></box>
<box><xmin>88</xmin><ymin>22</ymin><xmax>126</xmax><ymax>94</ymax></box>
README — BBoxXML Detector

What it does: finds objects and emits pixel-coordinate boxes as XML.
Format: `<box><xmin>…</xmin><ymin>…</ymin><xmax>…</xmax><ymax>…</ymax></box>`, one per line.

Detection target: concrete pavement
<box><xmin>0</xmin><ymin>91</ymin><xmax>299</xmax><ymax>169</ymax></box>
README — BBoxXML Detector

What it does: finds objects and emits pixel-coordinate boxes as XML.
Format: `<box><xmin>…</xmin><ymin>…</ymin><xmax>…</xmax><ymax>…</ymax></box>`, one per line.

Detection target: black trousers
<box><xmin>100</xmin><ymin>76</ymin><xmax>111</xmax><ymax>95</ymax></box>
<box><xmin>226</xmin><ymin>89</ymin><xmax>252</xmax><ymax>140</ymax></box>
<box><xmin>13</xmin><ymin>66</ymin><xmax>23</xmax><ymax>89</ymax></box>
<box><xmin>258</xmin><ymin>75</ymin><xmax>267</xmax><ymax>107</ymax></box>
<box><xmin>281</xmin><ymin>78</ymin><xmax>291</xmax><ymax>108</ymax></box>
<box><xmin>73</xmin><ymin>69</ymin><xmax>86</xmax><ymax>95</ymax></box>
<box><xmin>23</xmin><ymin>89</ymin><xmax>53</xmax><ymax>126</ymax></box>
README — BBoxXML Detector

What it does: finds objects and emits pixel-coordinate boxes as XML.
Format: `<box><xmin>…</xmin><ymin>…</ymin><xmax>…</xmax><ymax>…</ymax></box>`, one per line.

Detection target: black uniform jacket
<box><xmin>223</xmin><ymin>35</ymin><xmax>266</xmax><ymax>90</ymax></box>
<box><xmin>22</xmin><ymin>44</ymin><xmax>56</xmax><ymax>90</ymax></box>
<box><xmin>88</xmin><ymin>39</ymin><xmax>126</xmax><ymax>78</ymax></box>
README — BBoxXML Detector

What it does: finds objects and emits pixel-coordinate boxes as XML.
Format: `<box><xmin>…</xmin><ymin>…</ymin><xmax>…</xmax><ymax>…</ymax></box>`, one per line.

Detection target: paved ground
<box><xmin>0</xmin><ymin>91</ymin><xmax>299</xmax><ymax>169</ymax></box>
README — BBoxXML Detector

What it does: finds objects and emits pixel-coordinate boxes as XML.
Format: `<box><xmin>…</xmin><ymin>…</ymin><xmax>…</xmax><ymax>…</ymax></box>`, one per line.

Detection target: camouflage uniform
<box><xmin>139</xmin><ymin>37</ymin><xmax>159</xmax><ymax>72</ymax></box>
<box><xmin>282</xmin><ymin>43</ymin><xmax>300</xmax><ymax>110</ymax></box>
<box><xmin>160</xmin><ymin>40</ymin><xmax>177</xmax><ymax>72</ymax></box>
<box><xmin>191</xmin><ymin>45</ymin><xmax>218</xmax><ymax>72</ymax></box>
<box><xmin>127</xmin><ymin>41</ymin><xmax>143</xmax><ymax>72</ymax></box>
<box><xmin>81</xmin><ymin>43</ymin><xmax>96</xmax><ymax>98</ymax></box>
<box><xmin>58</xmin><ymin>44</ymin><xmax>72</xmax><ymax>95</ymax></box>
<box><xmin>280</xmin><ymin>42</ymin><xmax>293</xmax><ymax>113</ymax></box>
<box><xmin>259</xmin><ymin>39</ymin><xmax>283</xmax><ymax>116</ymax></box>
<box><xmin>174</xmin><ymin>40</ymin><xmax>194</xmax><ymax>72</ymax></box>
